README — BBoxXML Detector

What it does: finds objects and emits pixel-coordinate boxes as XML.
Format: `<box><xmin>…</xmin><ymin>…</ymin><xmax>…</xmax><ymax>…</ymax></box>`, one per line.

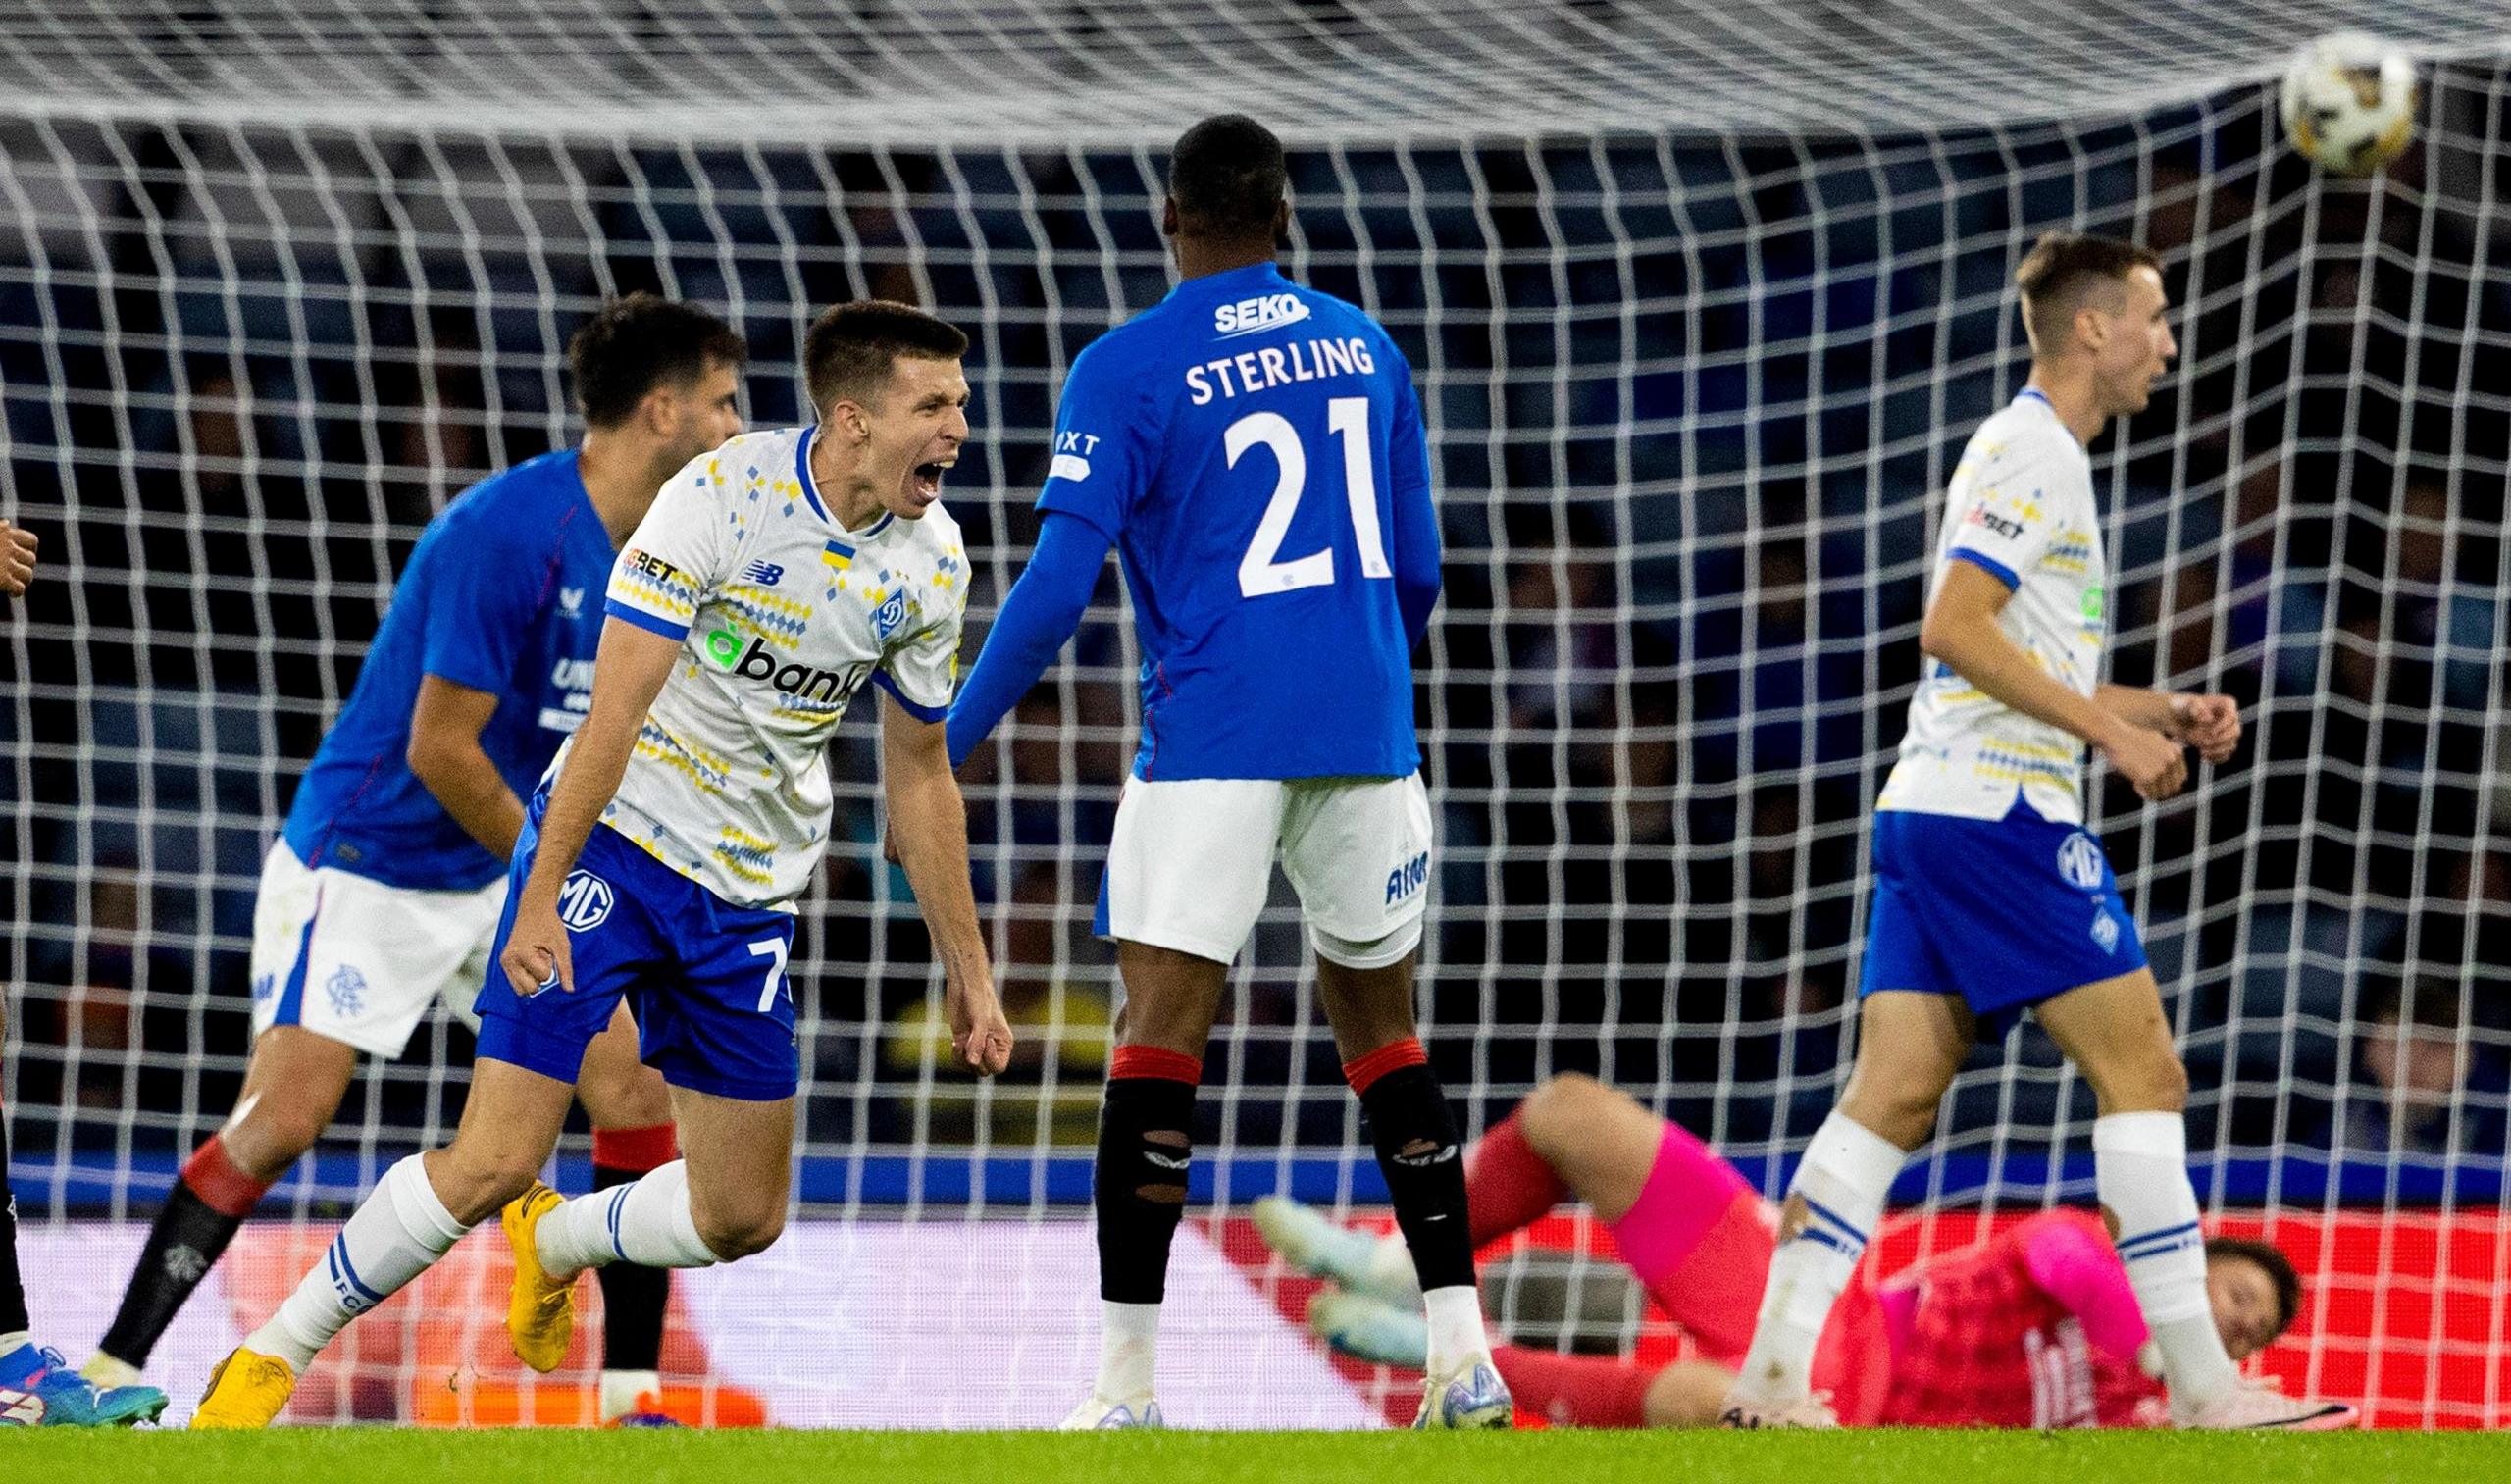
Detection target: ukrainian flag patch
<box><xmin>823</xmin><ymin>539</ymin><xmax>855</xmax><ymax>570</ymax></box>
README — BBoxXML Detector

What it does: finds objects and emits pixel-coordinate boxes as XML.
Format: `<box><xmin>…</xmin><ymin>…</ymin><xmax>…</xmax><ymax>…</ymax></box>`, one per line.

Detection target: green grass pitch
<box><xmin>11</xmin><ymin>1428</ymin><xmax>2503</xmax><ymax>1484</ymax></box>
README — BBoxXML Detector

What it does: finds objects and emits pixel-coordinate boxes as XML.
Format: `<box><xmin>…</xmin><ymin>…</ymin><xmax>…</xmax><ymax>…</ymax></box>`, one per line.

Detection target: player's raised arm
<box><xmin>497</xmin><ymin>616</ymin><xmax>679</xmax><ymax>996</ymax></box>
<box><xmin>1921</xmin><ymin>527</ymin><xmax>2186</xmax><ymax>801</ymax></box>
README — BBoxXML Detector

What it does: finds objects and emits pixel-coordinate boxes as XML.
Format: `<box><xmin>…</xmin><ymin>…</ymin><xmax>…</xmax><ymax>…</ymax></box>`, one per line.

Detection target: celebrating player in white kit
<box><xmin>192</xmin><ymin>301</ymin><xmax>1011</xmax><ymax>1428</ymax></box>
<box><xmin>1718</xmin><ymin>232</ymin><xmax>2352</xmax><ymax>1431</ymax></box>
<box><xmin>946</xmin><ymin>115</ymin><xmax>1507</xmax><ymax>1430</ymax></box>
<box><xmin>88</xmin><ymin>295</ymin><xmax>743</xmax><ymax>1423</ymax></box>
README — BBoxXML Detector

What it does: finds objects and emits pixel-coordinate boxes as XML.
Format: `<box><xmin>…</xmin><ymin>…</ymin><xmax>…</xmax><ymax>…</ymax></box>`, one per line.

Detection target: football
<box><xmin>2280</xmin><ymin>31</ymin><xmax>2418</xmax><ymax>176</ymax></box>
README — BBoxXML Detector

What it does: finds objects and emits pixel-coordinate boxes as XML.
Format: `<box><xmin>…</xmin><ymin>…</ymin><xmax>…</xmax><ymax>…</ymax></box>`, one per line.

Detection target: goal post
<box><xmin>0</xmin><ymin>0</ymin><xmax>2503</xmax><ymax>1429</ymax></box>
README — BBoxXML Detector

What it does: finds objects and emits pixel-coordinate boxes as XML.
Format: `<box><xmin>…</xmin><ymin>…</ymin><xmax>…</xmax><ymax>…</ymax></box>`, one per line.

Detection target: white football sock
<box><xmin>537</xmin><ymin>1160</ymin><xmax>720</xmax><ymax>1279</ymax></box>
<box><xmin>1732</xmin><ymin>1111</ymin><xmax>1903</xmax><ymax>1404</ymax></box>
<box><xmin>599</xmin><ymin>1368</ymin><xmax>661</xmax><ymax>1423</ymax></box>
<box><xmin>2095</xmin><ymin>1111</ymin><xmax>2240</xmax><ymax>1414</ymax></box>
<box><xmin>245</xmin><ymin>1154</ymin><xmax>469</xmax><ymax>1372</ymax></box>
<box><xmin>1095</xmin><ymin>1300</ymin><xmax>1159</xmax><ymax>1401</ymax></box>
<box><xmin>1422</xmin><ymin>1285</ymin><xmax>1492</xmax><ymax>1378</ymax></box>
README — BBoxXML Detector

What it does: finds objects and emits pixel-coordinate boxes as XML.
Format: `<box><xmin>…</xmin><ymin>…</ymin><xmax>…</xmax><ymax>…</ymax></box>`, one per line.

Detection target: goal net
<box><xmin>0</xmin><ymin>0</ymin><xmax>2504</xmax><ymax>1430</ymax></box>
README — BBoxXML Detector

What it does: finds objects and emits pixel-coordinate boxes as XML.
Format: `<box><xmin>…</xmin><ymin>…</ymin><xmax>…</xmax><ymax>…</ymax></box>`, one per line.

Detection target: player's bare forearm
<box><xmin>1922</xmin><ymin>574</ymin><xmax>2131</xmax><ymax>752</ymax></box>
<box><xmin>2094</xmin><ymin>683</ymin><xmax>2178</xmax><ymax>734</ymax></box>
<box><xmin>518</xmin><ymin>617</ymin><xmax>677</xmax><ymax>907</ymax></box>
<box><xmin>881</xmin><ymin>705</ymin><xmax>991</xmax><ymax>987</ymax></box>
<box><xmin>412</xmin><ymin>740</ymin><xmax>527</xmax><ymax>859</ymax></box>
<box><xmin>881</xmin><ymin>698</ymin><xmax>1011</xmax><ymax>1073</ymax></box>
<box><xmin>408</xmin><ymin>675</ymin><xmax>527</xmax><ymax>858</ymax></box>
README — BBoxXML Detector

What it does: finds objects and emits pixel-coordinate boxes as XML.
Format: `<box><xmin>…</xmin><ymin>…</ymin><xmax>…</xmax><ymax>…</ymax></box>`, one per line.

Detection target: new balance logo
<box><xmin>1384</xmin><ymin>851</ymin><xmax>1430</xmax><ymax>905</ymax></box>
<box><xmin>743</xmin><ymin>561</ymin><xmax>785</xmax><ymax>587</ymax></box>
<box><xmin>1215</xmin><ymin>291</ymin><xmax>1311</xmax><ymax>338</ymax></box>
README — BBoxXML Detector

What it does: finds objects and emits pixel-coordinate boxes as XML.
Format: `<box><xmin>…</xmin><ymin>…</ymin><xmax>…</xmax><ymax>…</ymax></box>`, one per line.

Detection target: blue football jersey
<box><xmin>282</xmin><ymin>450</ymin><xmax>614</xmax><ymax>890</ymax></box>
<box><xmin>1038</xmin><ymin>261</ymin><xmax>1435</xmax><ymax>780</ymax></box>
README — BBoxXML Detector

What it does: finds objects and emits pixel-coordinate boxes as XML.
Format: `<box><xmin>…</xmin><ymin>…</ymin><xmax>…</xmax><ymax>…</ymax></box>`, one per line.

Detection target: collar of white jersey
<box><xmin>2014</xmin><ymin>386</ymin><xmax>2058</xmax><ymax>417</ymax></box>
<box><xmin>793</xmin><ymin>424</ymin><xmax>897</xmax><ymax>541</ymax></box>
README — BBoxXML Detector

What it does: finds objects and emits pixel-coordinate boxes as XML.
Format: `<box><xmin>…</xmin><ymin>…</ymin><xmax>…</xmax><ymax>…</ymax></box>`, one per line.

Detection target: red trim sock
<box><xmin>1462</xmin><ymin>1107</ymin><xmax>1570</xmax><ymax>1249</ymax></box>
<box><xmin>180</xmin><ymin>1134</ymin><xmax>276</xmax><ymax>1218</ymax></box>
<box><xmin>1109</xmin><ymin>1045</ymin><xmax>1203</xmax><ymax>1085</ymax></box>
<box><xmin>591</xmin><ymin>1123</ymin><xmax>679</xmax><ymax>1175</ymax></box>
<box><xmin>1491</xmin><ymin>1344</ymin><xmax>1656</xmax><ymax>1428</ymax></box>
<box><xmin>1340</xmin><ymin>1036</ymin><xmax>1427</xmax><ymax>1097</ymax></box>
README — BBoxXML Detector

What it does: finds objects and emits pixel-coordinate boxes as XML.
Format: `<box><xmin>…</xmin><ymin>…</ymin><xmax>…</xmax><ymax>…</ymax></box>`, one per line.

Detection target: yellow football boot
<box><xmin>189</xmin><ymin>1347</ymin><xmax>296</xmax><ymax>1429</ymax></box>
<box><xmin>502</xmin><ymin>1181</ymin><xmax>575</xmax><ymax>1372</ymax></box>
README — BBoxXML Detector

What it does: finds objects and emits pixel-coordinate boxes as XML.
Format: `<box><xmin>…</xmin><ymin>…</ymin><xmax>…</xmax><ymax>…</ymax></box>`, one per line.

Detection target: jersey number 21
<box><xmin>1227</xmin><ymin>397</ymin><xmax>1391</xmax><ymax>598</ymax></box>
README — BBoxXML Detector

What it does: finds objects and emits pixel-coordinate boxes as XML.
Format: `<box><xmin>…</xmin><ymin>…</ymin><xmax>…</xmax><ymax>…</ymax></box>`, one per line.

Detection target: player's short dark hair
<box><xmin>2206</xmin><ymin>1236</ymin><xmax>2303</xmax><ymax>1340</ymax></box>
<box><xmin>802</xmin><ymin>300</ymin><xmax>969</xmax><ymax>414</ymax></box>
<box><xmin>1168</xmin><ymin>114</ymin><xmax>1287</xmax><ymax>239</ymax></box>
<box><xmin>566</xmin><ymin>293</ymin><xmax>745</xmax><ymax>428</ymax></box>
<box><xmin>2015</xmin><ymin>230</ymin><xmax>2163</xmax><ymax>343</ymax></box>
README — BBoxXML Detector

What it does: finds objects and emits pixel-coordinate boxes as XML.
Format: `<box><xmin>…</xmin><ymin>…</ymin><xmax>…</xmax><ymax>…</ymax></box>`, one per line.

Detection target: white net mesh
<box><xmin>1</xmin><ymin>0</ymin><xmax>2505</xmax><ymax>1430</ymax></box>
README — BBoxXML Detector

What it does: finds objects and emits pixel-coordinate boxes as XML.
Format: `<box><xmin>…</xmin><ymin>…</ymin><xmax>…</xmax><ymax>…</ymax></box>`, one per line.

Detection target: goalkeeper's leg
<box><xmin>1510</xmin><ymin>1074</ymin><xmax>1772</xmax><ymax>1365</ymax></box>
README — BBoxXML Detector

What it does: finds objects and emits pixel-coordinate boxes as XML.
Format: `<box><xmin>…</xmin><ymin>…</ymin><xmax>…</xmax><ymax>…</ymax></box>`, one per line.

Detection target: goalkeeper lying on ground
<box><xmin>1256</xmin><ymin>1073</ymin><xmax>2307</xmax><ymax>1429</ymax></box>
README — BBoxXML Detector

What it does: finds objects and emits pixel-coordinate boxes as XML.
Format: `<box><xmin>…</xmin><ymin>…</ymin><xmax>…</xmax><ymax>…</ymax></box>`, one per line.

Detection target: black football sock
<box><xmin>1347</xmin><ymin>1042</ymin><xmax>1476</xmax><ymax>1295</ymax></box>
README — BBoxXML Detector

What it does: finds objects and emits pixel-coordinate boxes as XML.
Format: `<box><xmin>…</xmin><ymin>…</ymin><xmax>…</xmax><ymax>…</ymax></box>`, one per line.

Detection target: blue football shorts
<box><xmin>474</xmin><ymin>794</ymin><xmax>798</xmax><ymax>1101</ymax></box>
<box><xmin>1859</xmin><ymin>797</ymin><xmax>2149</xmax><ymax>1039</ymax></box>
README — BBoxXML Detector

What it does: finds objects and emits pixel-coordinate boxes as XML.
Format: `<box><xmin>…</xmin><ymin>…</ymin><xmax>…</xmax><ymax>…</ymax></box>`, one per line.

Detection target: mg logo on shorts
<box><xmin>2056</xmin><ymin>832</ymin><xmax>2105</xmax><ymax>891</ymax></box>
<box><xmin>556</xmin><ymin>870</ymin><xmax>615</xmax><ymax>932</ymax></box>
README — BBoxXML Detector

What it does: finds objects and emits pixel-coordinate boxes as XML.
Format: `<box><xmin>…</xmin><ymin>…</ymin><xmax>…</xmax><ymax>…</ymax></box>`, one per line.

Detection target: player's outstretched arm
<box><xmin>1921</xmin><ymin>560</ymin><xmax>2187</xmax><ymax>800</ymax></box>
<box><xmin>942</xmin><ymin>510</ymin><xmax>1114</xmax><ymax>770</ymax></box>
<box><xmin>883</xmin><ymin>697</ymin><xmax>1012</xmax><ymax>1074</ymax></box>
<box><xmin>0</xmin><ymin>518</ymin><xmax>37</xmax><ymax>595</ymax></box>
<box><xmin>497</xmin><ymin>617</ymin><xmax>679</xmax><ymax>996</ymax></box>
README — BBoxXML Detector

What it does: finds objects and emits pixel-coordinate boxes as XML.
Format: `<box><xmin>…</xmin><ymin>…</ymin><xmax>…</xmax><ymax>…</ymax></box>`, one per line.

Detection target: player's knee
<box><xmin>1518</xmin><ymin>1073</ymin><xmax>1606</xmax><ymax>1156</ymax></box>
<box><xmin>692</xmin><ymin>1202</ymin><xmax>784</xmax><ymax>1260</ymax></box>
<box><xmin>2101</xmin><ymin>1050</ymin><xmax>2188</xmax><ymax>1115</ymax></box>
<box><xmin>227</xmin><ymin>1099</ymin><xmax>331</xmax><ymax>1179</ymax></box>
<box><xmin>433</xmin><ymin>1141</ymin><xmax>544</xmax><ymax>1224</ymax></box>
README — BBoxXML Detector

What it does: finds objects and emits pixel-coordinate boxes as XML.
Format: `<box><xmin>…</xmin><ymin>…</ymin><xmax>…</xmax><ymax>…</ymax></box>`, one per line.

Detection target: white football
<box><xmin>2280</xmin><ymin>32</ymin><xmax>2418</xmax><ymax>176</ymax></box>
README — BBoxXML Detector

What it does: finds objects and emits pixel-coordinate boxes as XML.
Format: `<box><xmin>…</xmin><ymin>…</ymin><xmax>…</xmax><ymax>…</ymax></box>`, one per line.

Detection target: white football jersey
<box><xmin>585</xmin><ymin>426</ymin><xmax>966</xmax><ymax>907</ymax></box>
<box><xmin>1878</xmin><ymin>389</ymin><xmax>2108</xmax><ymax>825</ymax></box>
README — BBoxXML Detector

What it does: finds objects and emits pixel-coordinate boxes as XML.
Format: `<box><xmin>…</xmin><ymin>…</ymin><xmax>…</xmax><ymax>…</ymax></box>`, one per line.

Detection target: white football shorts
<box><xmin>1100</xmin><ymin>773</ymin><xmax>1434</xmax><ymax>970</ymax></box>
<box><xmin>246</xmin><ymin>839</ymin><xmax>507</xmax><ymax>1056</ymax></box>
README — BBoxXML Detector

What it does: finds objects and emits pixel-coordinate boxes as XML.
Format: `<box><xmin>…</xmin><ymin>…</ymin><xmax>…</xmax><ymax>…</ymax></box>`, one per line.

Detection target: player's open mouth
<box><xmin>910</xmin><ymin>461</ymin><xmax>948</xmax><ymax>500</ymax></box>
